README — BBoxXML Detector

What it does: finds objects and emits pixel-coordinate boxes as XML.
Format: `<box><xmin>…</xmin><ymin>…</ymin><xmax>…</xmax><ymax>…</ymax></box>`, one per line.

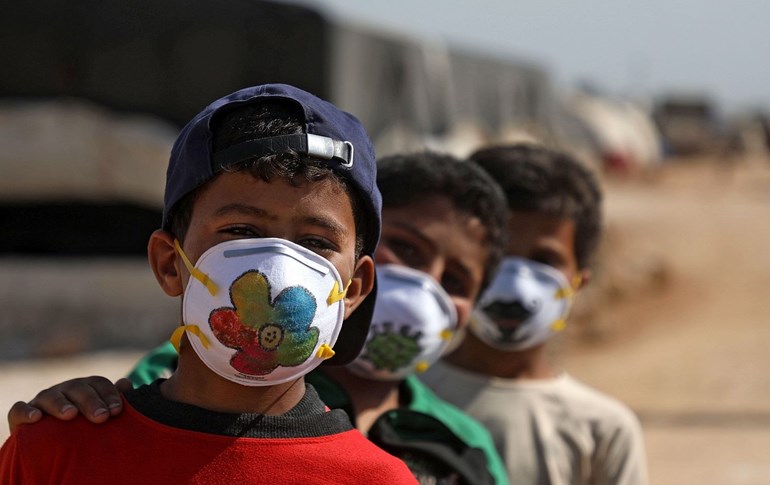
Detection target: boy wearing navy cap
<box><xmin>0</xmin><ymin>84</ymin><xmax>416</xmax><ymax>484</ymax></box>
<box><xmin>128</xmin><ymin>152</ymin><xmax>512</xmax><ymax>484</ymax></box>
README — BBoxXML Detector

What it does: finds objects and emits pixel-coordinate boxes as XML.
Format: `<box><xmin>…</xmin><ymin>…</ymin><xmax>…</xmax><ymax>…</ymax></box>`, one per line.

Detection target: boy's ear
<box><xmin>343</xmin><ymin>255</ymin><xmax>375</xmax><ymax>319</ymax></box>
<box><xmin>575</xmin><ymin>268</ymin><xmax>592</xmax><ymax>291</ymax></box>
<box><xmin>148</xmin><ymin>230</ymin><xmax>184</xmax><ymax>297</ymax></box>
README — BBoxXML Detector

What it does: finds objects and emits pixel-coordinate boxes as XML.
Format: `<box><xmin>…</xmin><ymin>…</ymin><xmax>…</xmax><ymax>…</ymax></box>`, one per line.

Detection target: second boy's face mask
<box><xmin>470</xmin><ymin>257</ymin><xmax>575</xmax><ymax>351</ymax></box>
<box><xmin>172</xmin><ymin>238</ymin><xmax>348</xmax><ymax>386</ymax></box>
<box><xmin>348</xmin><ymin>264</ymin><xmax>458</xmax><ymax>381</ymax></box>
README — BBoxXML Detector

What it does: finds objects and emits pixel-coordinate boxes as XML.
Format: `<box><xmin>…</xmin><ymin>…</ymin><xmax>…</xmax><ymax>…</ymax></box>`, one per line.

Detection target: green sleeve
<box><xmin>127</xmin><ymin>341</ymin><xmax>179</xmax><ymax>387</ymax></box>
<box><xmin>405</xmin><ymin>376</ymin><xmax>509</xmax><ymax>485</ymax></box>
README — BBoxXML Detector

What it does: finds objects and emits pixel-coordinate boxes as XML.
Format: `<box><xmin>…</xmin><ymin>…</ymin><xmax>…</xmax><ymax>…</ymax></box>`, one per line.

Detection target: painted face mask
<box><xmin>470</xmin><ymin>257</ymin><xmax>576</xmax><ymax>351</ymax></box>
<box><xmin>348</xmin><ymin>264</ymin><xmax>458</xmax><ymax>381</ymax></box>
<box><xmin>171</xmin><ymin>238</ymin><xmax>349</xmax><ymax>386</ymax></box>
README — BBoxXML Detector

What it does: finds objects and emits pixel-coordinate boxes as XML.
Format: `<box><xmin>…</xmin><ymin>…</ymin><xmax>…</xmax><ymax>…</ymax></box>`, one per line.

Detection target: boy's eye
<box><xmin>441</xmin><ymin>272</ymin><xmax>470</xmax><ymax>299</ymax></box>
<box><xmin>299</xmin><ymin>237</ymin><xmax>336</xmax><ymax>253</ymax></box>
<box><xmin>382</xmin><ymin>237</ymin><xmax>425</xmax><ymax>267</ymax></box>
<box><xmin>221</xmin><ymin>226</ymin><xmax>259</xmax><ymax>238</ymax></box>
<box><xmin>533</xmin><ymin>257</ymin><xmax>557</xmax><ymax>268</ymax></box>
<box><xmin>530</xmin><ymin>250</ymin><xmax>567</xmax><ymax>270</ymax></box>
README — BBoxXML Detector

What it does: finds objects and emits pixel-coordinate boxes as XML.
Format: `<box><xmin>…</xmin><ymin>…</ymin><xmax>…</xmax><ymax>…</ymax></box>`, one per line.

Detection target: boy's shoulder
<box><xmin>403</xmin><ymin>375</ymin><xmax>509</xmax><ymax>485</ymax></box>
<box><xmin>10</xmin><ymin>405</ymin><xmax>133</xmax><ymax>448</ymax></box>
<box><xmin>6</xmin><ymin>413</ymin><xmax>106</xmax><ymax>450</ymax></box>
<box><xmin>306</xmin><ymin>370</ymin><xmax>503</xmax><ymax>484</ymax></box>
<box><xmin>423</xmin><ymin>362</ymin><xmax>641</xmax><ymax>432</ymax></box>
<box><xmin>404</xmin><ymin>375</ymin><xmax>495</xmax><ymax>439</ymax></box>
<box><xmin>0</xmin><ymin>404</ymin><xmax>139</xmax><ymax>483</ymax></box>
<box><xmin>548</xmin><ymin>374</ymin><xmax>642</xmax><ymax>429</ymax></box>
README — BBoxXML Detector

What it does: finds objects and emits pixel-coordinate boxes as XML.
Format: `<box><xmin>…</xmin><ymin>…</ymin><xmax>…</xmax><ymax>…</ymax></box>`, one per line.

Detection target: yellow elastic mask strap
<box><xmin>174</xmin><ymin>239</ymin><xmax>218</xmax><ymax>296</ymax></box>
<box><xmin>316</xmin><ymin>343</ymin><xmax>336</xmax><ymax>360</ymax></box>
<box><xmin>571</xmin><ymin>274</ymin><xmax>583</xmax><ymax>289</ymax></box>
<box><xmin>550</xmin><ymin>319</ymin><xmax>567</xmax><ymax>333</ymax></box>
<box><xmin>554</xmin><ymin>275</ymin><xmax>582</xmax><ymax>300</ymax></box>
<box><xmin>170</xmin><ymin>325</ymin><xmax>211</xmax><ymax>353</ymax></box>
<box><xmin>327</xmin><ymin>279</ymin><xmax>352</xmax><ymax>305</ymax></box>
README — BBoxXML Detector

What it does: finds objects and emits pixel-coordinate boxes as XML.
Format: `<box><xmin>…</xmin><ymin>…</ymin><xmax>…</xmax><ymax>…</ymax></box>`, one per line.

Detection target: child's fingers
<box><xmin>37</xmin><ymin>377</ymin><xmax>122</xmax><ymax>424</ymax></box>
<box><xmin>26</xmin><ymin>388</ymin><xmax>80</xmax><ymax>421</ymax></box>
<box><xmin>114</xmin><ymin>377</ymin><xmax>134</xmax><ymax>394</ymax></box>
<box><xmin>7</xmin><ymin>401</ymin><xmax>44</xmax><ymax>434</ymax></box>
<box><xmin>7</xmin><ymin>376</ymin><xmax>129</xmax><ymax>433</ymax></box>
<box><xmin>83</xmin><ymin>376</ymin><xmax>127</xmax><ymax>418</ymax></box>
<box><xmin>21</xmin><ymin>376</ymin><xmax>123</xmax><ymax>425</ymax></box>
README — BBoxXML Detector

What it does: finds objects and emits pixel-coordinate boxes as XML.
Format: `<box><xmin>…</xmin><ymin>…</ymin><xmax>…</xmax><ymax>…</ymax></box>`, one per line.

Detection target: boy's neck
<box><xmin>323</xmin><ymin>366</ymin><xmax>401</xmax><ymax>433</ymax></box>
<box><xmin>444</xmin><ymin>332</ymin><xmax>557</xmax><ymax>380</ymax></box>
<box><xmin>161</xmin><ymin>347</ymin><xmax>306</xmax><ymax>415</ymax></box>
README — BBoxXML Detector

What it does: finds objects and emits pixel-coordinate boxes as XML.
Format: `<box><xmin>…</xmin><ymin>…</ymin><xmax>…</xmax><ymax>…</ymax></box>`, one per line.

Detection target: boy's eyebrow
<box><xmin>388</xmin><ymin>222</ymin><xmax>437</xmax><ymax>250</ymax></box>
<box><xmin>215</xmin><ymin>203</ymin><xmax>275</xmax><ymax>220</ymax></box>
<box><xmin>301</xmin><ymin>216</ymin><xmax>349</xmax><ymax>239</ymax></box>
<box><xmin>215</xmin><ymin>203</ymin><xmax>348</xmax><ymax>238</ymax></box>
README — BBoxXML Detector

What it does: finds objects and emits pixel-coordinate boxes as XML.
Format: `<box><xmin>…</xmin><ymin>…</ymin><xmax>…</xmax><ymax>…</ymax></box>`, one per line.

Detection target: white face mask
<box><xmin>348</xmin><ymin>264</ymin><xmax>458</xmax><ymax>381</ymax></box>
<box><xmin>470</xmin><ymin>257</ymin><xmax>575</xmax><ymax>351</ymax></box>
<box><xmin>172</xmin><ymin>238</ymin><xmax>348</xmax><ymax>386</ymax></box>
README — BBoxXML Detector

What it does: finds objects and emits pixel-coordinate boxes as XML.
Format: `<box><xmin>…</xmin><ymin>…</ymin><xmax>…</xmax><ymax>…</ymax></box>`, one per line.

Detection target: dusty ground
<box><xmin>566</xmin><ymin>156</ymin><xmax>770</xmax><ymax>485</ymax></box>
<box><xmin>1</xmin><ymin>158</ymin><xmax>769</xmax><ymax>483</ymax></box>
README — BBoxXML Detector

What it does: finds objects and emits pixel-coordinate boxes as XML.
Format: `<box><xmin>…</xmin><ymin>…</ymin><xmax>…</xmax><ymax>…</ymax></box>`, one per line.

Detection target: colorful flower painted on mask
<box><xmin>209</xmin><ymin>270</ymin><xmax>319</xmax><ymax>375</ymax></box>
<box><xmin>360</xmin><ymin>322</ymin><xmax>422</xmax><ymax>372</ymax></box>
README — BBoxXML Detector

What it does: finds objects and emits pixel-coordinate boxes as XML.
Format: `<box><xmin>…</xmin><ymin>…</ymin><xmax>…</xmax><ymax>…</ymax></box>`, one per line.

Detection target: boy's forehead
<box><xmin>382</xmin><ymin>198</ymin><xmax>490</xmax><ymax>264</ymax></box>
<box><xmin>192</xmin><ymin>172</ymin><xmax>355</xmax><ymax>229</ymax></box>
<box><xmin>507</xmin><ymin>211</ymin><xmax>576</xmax><ymax>253</ymax></box>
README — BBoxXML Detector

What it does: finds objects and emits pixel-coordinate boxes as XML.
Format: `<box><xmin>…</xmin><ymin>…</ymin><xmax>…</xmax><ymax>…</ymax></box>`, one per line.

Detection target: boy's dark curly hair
<box><xmin>470</xmin><ymin>144</ymin><xmax>603</xmax><ymax>269</ymax></box>
<box><xmin>376</xmin><ymin>152</ymin><xmax>509</xmax><ymax>290</ymax></box>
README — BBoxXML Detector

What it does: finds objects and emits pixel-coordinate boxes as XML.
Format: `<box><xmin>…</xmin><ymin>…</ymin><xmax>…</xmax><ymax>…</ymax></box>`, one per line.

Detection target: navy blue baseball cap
<box><xmin>163</xmin><ymin>83</ymin><xmax>381</xmax><ymax>365</ymax></box>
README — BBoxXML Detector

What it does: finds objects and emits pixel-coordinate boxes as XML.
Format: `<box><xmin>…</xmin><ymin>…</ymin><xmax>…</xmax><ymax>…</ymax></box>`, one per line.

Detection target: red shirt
<box><xmin>0</xmin><ymin>390</ymin><xmax>417</xmax><ymax>485</ymax></box>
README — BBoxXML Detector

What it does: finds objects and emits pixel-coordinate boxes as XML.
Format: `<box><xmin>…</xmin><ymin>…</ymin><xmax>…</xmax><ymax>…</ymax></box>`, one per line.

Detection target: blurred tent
<box><xmin>568</xmin><ymin>92</ymin><xmax>663</xmax><ymax>173</ymax></box>
<box><xmin>0</xmin><ymin>100</ymin><xmax>172</xmax><ymax>207</ymax></box>
<box><xmin>0</xmin><ymin>100</ymin><xmax>173</xmax><ymax>255</ymax></box>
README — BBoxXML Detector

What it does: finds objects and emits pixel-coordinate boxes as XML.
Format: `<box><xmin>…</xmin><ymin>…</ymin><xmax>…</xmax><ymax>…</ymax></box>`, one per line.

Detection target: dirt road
<box><xmin>1</xmin><ymin>159</ymin><xmax>769</xmax><ymax>483</ymax></box>
<box><xmin>566</xmin><ymin>158</ymin><xmax>770</xmax><ymax>484</ymax></box>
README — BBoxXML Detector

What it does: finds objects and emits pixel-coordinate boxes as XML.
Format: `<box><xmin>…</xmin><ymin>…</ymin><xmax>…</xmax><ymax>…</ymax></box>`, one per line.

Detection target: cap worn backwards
<box><xmin>163</xmin><ymin>83</ymin><xmax>382</xmax><ymax>365</ymax></box>
<box><xmin>164</xmin><ymin>83</ymin><xmax>381</xmax><ymax>256</ymax></box>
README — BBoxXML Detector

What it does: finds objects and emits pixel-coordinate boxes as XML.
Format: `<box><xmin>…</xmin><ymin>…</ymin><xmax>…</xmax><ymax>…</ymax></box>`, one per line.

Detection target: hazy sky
<box><xmin>298</xmin><ymin>0</ymin><xmax>769</xmax><ymax>113</ymax></box>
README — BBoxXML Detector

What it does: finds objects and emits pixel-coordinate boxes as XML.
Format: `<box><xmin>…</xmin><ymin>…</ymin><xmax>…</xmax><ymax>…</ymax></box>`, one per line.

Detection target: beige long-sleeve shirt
<box><xmin>421</xmin><ymin>362</ymin><xmax>648</xmax><ymax>485</ymax></box>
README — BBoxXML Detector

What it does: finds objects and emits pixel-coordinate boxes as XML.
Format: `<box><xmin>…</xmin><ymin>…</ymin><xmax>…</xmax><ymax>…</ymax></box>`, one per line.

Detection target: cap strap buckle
<box><xmin>212</xmin><ymin>134</ymin><xmax>354</xmax><ymax>169</ymax></box>
<box><xmin>306</xmin><ymin>134</ymin><xmax>354</xmax><ymax>168</ymax></box>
